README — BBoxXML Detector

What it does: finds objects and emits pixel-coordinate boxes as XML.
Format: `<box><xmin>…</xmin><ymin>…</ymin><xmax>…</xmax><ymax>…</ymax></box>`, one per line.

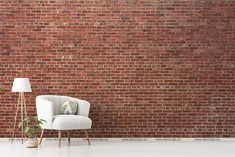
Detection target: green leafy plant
<box><xmin>18</xmin><ymin>116</ymin><xmax>46</xmax><ymax>138</ymax></box>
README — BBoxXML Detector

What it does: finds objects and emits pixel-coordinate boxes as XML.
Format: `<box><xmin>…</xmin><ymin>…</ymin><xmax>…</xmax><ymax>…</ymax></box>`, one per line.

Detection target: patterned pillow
<box><xmin>60</xmin><ymin>100</ymin><xmax>78</xmax><ymax>115</ymax></box>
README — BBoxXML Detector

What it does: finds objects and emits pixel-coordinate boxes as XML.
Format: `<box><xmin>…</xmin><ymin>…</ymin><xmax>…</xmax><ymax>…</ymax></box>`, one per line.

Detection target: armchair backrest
<box><xmin>36</xmin><ymin>95</ymin><xmax>91</xmax><ymax>117</ymax></box>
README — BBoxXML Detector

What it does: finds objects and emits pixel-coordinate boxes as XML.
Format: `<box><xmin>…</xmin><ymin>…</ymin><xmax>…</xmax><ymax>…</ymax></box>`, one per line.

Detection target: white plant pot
<box><xmin>25</xmin><ymin>138</ymin><xmax>38</xmax><ymax>148</ymax></box>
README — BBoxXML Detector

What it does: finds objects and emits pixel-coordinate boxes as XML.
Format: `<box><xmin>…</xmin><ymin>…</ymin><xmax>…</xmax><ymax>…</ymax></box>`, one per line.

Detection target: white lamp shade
<box><xmin>12</xmin><ymin>78</ymin><xmax>32</xmax><ymax>92</ymax></box>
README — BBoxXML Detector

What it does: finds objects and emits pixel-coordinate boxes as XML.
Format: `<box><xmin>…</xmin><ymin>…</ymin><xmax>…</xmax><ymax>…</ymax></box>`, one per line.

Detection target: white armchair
<box><xmin>36</xmin><ymin>95</ymin><xmax>92</xmax><ymax>146</ymax></box>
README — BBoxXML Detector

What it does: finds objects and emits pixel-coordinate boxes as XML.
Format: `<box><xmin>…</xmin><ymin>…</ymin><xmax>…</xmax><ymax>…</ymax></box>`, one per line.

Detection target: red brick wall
<box><xmin>0</xmin><ymin>0</ymin><xmax>234</xmax><ymax>138</ymax></box>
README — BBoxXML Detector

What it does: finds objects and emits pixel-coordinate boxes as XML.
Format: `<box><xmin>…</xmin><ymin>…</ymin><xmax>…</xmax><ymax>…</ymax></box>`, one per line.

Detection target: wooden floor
<box><xmin>1</xmin><ymin>139</ymin><xmax>235</xmax><ymax>157</ymax></box>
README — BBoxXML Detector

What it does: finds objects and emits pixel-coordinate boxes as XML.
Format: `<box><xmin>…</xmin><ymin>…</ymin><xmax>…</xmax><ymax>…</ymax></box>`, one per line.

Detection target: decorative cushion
<box><xmin>60</xmin><ymin>100</ymin><xmax>78</xmax><ymax>115</ymax></box>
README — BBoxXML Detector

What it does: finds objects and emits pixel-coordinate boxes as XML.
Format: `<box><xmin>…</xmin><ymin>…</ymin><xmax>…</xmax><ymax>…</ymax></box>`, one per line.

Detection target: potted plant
<box><xmin>18</xmin><ymin>116</ymin><xmax>46</xmax><ymax>148</ymax></box>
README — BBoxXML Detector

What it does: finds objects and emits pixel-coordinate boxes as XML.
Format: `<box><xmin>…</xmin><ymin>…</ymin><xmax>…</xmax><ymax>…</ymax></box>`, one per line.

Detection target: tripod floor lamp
<box><xmin>11</xmin><ymin>78</ymin><xmax>32</xmax><ymax>143</ymax></box>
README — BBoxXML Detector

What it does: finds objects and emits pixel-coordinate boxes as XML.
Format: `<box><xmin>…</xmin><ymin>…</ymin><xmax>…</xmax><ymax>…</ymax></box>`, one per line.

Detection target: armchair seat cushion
<box><xmin>53</xmin><ymin>115</ymin><xmax>92</xmax><ymax>130</ymax></box>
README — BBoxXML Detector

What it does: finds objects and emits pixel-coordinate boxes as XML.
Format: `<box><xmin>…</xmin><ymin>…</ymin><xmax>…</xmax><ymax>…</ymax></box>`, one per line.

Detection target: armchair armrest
<box><xmin>36</xmin><ymin>97</ymin><xmax>54</xmax><ymax>129</ymax></box>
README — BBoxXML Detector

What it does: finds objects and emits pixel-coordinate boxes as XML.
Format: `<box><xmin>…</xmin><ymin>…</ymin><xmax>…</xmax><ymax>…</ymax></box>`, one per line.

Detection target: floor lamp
<box><xmin>11</xmin><ymin>78</ymin><xmax>32</xmax><ymax>143</ymax></box>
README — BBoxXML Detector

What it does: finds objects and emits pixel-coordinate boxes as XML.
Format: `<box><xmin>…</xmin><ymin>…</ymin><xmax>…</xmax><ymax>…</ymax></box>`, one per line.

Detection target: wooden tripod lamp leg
<box><xmin>20</xmin><ymin>92</ymin><xmax>24</xmax><ymax>144</ymax></box>
<box><xmin>11</xmin><ymin>93</ymin><xmax>21</xmax><ymax>143</ymax></box>
<box><xmin>22</xmin><ymin>92</ymin><xmax>27</xmax><ymax>117</ymax></box>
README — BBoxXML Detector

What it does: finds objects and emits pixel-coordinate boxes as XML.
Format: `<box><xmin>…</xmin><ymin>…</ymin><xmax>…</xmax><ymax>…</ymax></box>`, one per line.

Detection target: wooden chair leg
<box><xmin>84</xmin><ymin>130</ymin><xmax>91</xmax><ymax>145</ymax></box>
<box><xmin>67</xmin><ymin>131</ymin><xmax>70</xmax><ymax>146</ymax></box>
<box><xmin>39</xmin><ymin>129</ymin><xmax>44</xmax><ymax>145</ymax></box>
<box><xmin>58</xmin><ymin>131</ymin><xmax>61</xmax><ymax>147</ymax></box>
